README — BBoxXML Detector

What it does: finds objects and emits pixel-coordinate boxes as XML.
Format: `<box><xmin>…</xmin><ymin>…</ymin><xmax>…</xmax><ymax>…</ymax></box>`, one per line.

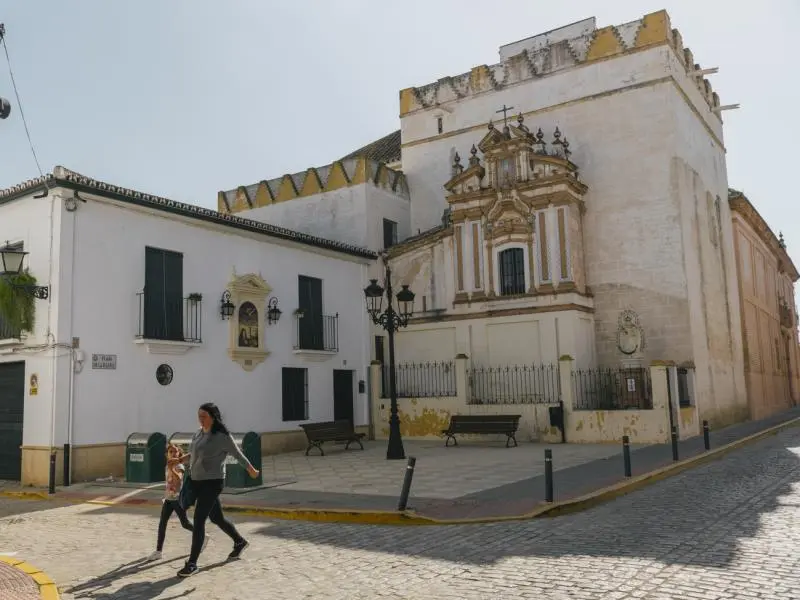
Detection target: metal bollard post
<box><xmin>544</xmin><ymin>449</ymin><xmax>554</xmax><ymax>503</ymax></box>
<box><xmin>671</xmin><ymin>426</ymin><xmax>679</xmax><ymax>462</ymax></box>
<box><xmin>63</xmin><ymin>443</ymin><xmax>71</xmax><ymax>487</ymax></box>
<box><xmin>48</xmin><ymin>450</ymin><xmax>57</xmax><ymax>494</ymax></box>
<box><xmin>622</xmin><ymin>435</ymin><xmax>632</xmax><ymax>478</ymax></box>
<box><xmin>397</xmin><ymin>456</ymin><xmax>416</xmax><ymax>511</ymax></box>
<box><xmin>703</xmin><ymin>420</ymin><xmax>710</xmax><ymax>451</ymax></box>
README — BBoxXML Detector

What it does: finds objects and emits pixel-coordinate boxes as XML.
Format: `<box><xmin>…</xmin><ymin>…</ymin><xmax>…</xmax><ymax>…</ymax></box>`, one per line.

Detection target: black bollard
<box><xmin>48</xmin><ymin>450</ymin><xmax>57</xmax><ymax>494</ymax></box>
<box><xmin>671</xmin><ymin>426</ymin><xmax>679</xmax><ymax>462</ymax></box>
<box><xmin>397</xmin><ymin>456</ymin><xmax>416</xmax><ymax>511</ymax></box>
<box><xmin>63</xmin><ymin>443</ymin><xmax>71</xmax><ymax>487</ymax></box>
<box><xmin>544</xmin><ymin>449</ymin><xmax>554</xmax><ymax>503</ymax></box>
<box><xmin>622</xmin><ymin>435</ymin><xmax>632</xmax><ymax>478</ymax></box>
<box><xmin>703</xmin><ymin>420</ymin><xmax>710</xmax><ymax>451</ymax></box>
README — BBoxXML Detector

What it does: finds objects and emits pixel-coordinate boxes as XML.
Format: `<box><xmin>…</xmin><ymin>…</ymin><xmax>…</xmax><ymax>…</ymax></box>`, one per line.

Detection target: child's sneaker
<box><xmin>147</xmin><ymin>550</ymin><xmax>162</xmax><ymax>562</ymax></box>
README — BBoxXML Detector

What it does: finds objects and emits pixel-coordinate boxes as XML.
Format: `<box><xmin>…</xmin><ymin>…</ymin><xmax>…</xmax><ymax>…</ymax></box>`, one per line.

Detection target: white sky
<box><xmin>1</xmin><ymin>1</ymin><xmax>798</xmax><ymax>265</ymax></box>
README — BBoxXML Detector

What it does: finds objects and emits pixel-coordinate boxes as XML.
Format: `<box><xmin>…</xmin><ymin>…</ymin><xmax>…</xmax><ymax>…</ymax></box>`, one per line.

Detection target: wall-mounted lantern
<box><xmin>267</xmin><ymin>296</ymin><xmax>282</xmax><ymax>325</ymax></box>
<box><xmin>0</xmin><ymin>244</ymin><xmax>49</xmax><ymax>299</ymax></box>
<box><xmin>219</xmin><ymin>290</ymin><xmax>235</xmax><ymax>320</ymax></box>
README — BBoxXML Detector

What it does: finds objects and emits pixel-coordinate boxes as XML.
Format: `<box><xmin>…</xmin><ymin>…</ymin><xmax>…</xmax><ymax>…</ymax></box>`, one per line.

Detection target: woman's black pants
<box><xmin>188</xmin><ymin>478</ymin><xmax>244</xmax><ymax>564</ymax></box>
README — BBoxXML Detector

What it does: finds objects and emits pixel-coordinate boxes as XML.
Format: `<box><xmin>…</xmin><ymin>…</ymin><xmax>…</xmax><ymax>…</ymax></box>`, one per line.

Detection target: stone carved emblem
<box><xmin>616</xmin><ymin>309</ymin><xmax>645</xmax><ymax>356</ymax></box>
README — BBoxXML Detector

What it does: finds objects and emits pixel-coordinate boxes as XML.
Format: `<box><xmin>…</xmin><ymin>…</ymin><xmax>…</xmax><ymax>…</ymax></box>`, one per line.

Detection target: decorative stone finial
<box><xmin>562</xmin><ymin>136</ymin><xmax>571</xmax><ymax>160</ymax></box>
<box><xmin>469</xmin><ymin>144</ymin><xmax>480</xmax><ymax>168</ymax></box>
<box><xmin>779</xmin><ymin>232</ymin><xmax>786</xmax><ymax>249</ymax></box>
<box><xmin>452</xmin><ymin>152</ymin><xmax>463</xmax><ymax>176</ymax></box>
<box><xmin>551</xmin><ymin>127</ymin><xmax>563</xmax><ymax>156</ymax></box>
<box><xmin>488</xmin><ymin>120</ymin><xmax>494</xmax><ymax>130</ymax></box>
<box><xmin>534</xmin><ymin>128</ymin><xmax>546</xmax><ymax>154</ymax></box>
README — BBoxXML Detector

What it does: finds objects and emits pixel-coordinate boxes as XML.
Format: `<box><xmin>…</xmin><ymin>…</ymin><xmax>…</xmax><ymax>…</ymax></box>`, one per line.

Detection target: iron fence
<box><xmin>468</xmin><ymin>363</ymin><xmax>560</xmax><ymax>405</ymax></box>
<box><xmin>572</xmin><ymin>366</ymin><xmax>652</xmax><ymax>410</ymax></box>
<box><xmin>294</xmin><ymin>313</ymin><xmax>339</xmax><ymax>352</ymax></box>
<box><xmin>136</xmin><ymin>292</ymin><xmax>203</xmax><ymax>343</ymax></box>
<box><xmin>381</xmin><ymin>361</ymin><xmax>456</xmax><ymax>398</ymax></box>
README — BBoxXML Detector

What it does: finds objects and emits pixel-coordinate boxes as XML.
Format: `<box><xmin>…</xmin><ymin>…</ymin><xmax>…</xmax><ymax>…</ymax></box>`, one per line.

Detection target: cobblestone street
<box><xmin>2</xmin><ymin>426</ymin><xmax>800</xmax><ymax>599</ymax></box>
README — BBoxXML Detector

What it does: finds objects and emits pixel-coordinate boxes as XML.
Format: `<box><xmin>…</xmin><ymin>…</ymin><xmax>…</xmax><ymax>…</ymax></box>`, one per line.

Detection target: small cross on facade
<box><xmin>496</xmin><ymin>104</ymin><xmax>515</xmax><ymax>126</ymax></box>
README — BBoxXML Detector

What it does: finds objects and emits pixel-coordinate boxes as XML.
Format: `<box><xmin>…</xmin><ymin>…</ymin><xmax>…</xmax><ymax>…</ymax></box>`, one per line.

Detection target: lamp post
<box><xmin>364</xmin><ymin>253</ymin><xmax>415</xmax><ymax>460</ymax></box>
<box><xmin>0</xmin><ymin>245</ymin><xmax>49</xmax><ymax>299</ymax></box>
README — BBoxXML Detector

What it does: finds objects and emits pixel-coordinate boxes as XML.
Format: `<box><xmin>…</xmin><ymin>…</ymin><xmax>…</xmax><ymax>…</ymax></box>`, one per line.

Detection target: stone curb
<box><xmin>0</xmin><ymin>556</ymin><xmax>60</xmax><ymax>600</ymax></box>
<box><xmin>2</xmin><ymin>416</ymin><xmax>798</xmax><ymax>526</ymax></box>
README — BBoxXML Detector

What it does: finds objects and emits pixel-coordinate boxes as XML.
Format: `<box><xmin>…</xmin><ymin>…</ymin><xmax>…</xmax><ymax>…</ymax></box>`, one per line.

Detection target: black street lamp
<box><xmin>364</xmin><ymin>254</ymin><xmax>415</xmax><ymax>460</ymax></box>
<box><xmin>0</xmin><ymin>244</ymin><xmax>49</xmax><ymax>299</ymax></box>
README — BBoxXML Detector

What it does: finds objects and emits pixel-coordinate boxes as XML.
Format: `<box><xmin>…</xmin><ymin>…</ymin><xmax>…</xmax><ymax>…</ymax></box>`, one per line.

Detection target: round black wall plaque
<box><xmin>156</xmin><ymin>364</ymin><xmax>174</xmax><ymax>386</ymax></box>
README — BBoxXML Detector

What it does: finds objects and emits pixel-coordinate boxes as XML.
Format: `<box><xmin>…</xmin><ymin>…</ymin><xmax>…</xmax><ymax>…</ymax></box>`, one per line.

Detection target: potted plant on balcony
<box><xmin>293</xmin><ymin>308</ymin><xmax>305</xmax><ymax>319</ymax></box>
<box><xmin>0</xmin><ymin>271</ymin><xmax>37</xmax><ymax>335</ymax></box>
<box><xmin>188</xmin><ymin>292</ymin><xmax>203</xmax><ymax>303</ymax></box>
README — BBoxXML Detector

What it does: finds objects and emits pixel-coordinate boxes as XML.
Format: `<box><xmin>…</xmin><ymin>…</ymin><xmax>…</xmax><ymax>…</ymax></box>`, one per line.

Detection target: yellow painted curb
<box><xmin>0</xmin><ymin>556</ymin><xmax>60</xmax><ymax>600</ymax></box>
<box><xmin>0</xmin><ymin>416</ymin><xmax>797</xmax><ymax>527</ymax></box>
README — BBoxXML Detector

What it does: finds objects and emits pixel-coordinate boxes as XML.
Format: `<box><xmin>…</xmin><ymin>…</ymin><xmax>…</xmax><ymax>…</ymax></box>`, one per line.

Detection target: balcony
<box><xmin>293</xmin><ymin>311</ymin><xmax>338</xmax><ymax>360</ymax></box>
<box><xmin>135</xmin><ymin>292</ymin><xmax>203</xmax><ymax>355</ymax></box>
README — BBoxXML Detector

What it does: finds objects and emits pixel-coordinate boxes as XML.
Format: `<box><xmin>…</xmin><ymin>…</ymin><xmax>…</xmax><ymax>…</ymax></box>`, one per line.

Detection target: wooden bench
<box><xmin>441</xmin><ymin>414</ymin><xmax>522</xmax><ymax>448</ymax></box>
<box><xmin>299</xmin><ymin>420</ymin><xmax>365</xmax><ymax>456</ymax></box>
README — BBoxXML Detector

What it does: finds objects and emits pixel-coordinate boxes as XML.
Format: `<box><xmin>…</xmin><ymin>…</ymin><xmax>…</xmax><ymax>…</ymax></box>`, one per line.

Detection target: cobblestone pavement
<box><xmin>1</xmin><ymin>426</ymin><xmax>800</xmax><ymax>600</ymax></box>
<box><xmin>0</xmin><ymin>562</ymin><xmax>39</xmax><ymax>600</ymax></box>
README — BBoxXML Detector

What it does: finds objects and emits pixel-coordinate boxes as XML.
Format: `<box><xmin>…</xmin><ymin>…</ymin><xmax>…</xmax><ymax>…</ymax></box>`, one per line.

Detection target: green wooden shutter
<box><xmin>144</xmin><ymin>247</ymin><xmax>183</xmax><ymax>341</ymax></box>
<box><xmin>144</xmin><ymin>247</ymin><xmax>165</xmax><ymax>339</ymax></box>
<box><xmin>163</xmin><ymin>250</ymin><xmax>184</xmax><ymax>341</ymax></box>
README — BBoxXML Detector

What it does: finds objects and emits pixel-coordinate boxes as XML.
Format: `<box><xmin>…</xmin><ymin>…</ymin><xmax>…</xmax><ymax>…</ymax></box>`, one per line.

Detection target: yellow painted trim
<box><xmin>3</xmin><ymin>416</ymin><xmax>795</xmax><ymax>526</ymax></box>
<box><xmin>585</xmin><ymin>26</ymin><xmax>624</xmax><ymax>61</ymax></box>
<box><xmin>399</xmin><ymin>87</ymin><xmax>415</xmax><ymax>117</ymax></box>
<box><xmin>635</xmin><ymin>10</ymin><xmax>671</xmax><ymax>48</ymax></box>
<box><xmin>217</xmin><ymin>191</ymin><xmax>229</xmax><ymax>213</ymax></box>
<box><xmin>275</xmin><ymin>175</ymin><xmax>298</xmax><ymax>203</ymax></box>
<box><xmin>324</xmin><ymin>161</ymin><xmax>350</xmax><ymax>191</ymax></box>
<box><xmin>0</xmin><ymin>556</ymin><xmax>60</xmax><ymax>600</ymax></box>
<box><xmin>254</xmin><ymin>181</ymin><xmax>274</xmax><ymax>208</ymax></box>
<box><xmin>299</xmin><ymin>168</ymin><xmax>323</xmax><ymax>196</ymax></box>
<box><xmin>350</xmin><ymin>157</ymin><xmax>372</xmax><ymax>185</ymax></box>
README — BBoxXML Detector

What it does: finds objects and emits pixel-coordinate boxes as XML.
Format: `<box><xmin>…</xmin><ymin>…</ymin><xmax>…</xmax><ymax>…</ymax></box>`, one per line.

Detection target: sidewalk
<box><xmin>3</xmin><ymin>407</ymin><xmax>799</xmax><ymax>524</ymax></box>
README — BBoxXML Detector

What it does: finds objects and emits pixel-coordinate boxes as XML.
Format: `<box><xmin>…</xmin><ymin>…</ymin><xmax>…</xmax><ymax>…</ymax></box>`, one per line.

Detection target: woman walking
<box><xmin>170</xmin><ymin>402</ymin><xmax>260</xmax><ymax>578</ymax></box>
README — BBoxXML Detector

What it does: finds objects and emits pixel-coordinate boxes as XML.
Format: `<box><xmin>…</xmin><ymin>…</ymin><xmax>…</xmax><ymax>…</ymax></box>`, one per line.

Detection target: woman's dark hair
<box><xmin>199</xmin><ymin>402</ymin><xmax>229</xmax><ymax>435</ymax></box>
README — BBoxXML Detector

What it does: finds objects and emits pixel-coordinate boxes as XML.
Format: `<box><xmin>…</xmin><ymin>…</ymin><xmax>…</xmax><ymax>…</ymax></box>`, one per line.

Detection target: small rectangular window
<box><xmin>282</xmin><ymin>367</ymin><xmax>308</xmax><ymax>421</ymax></box>
<box><xmin>437</xmin><ymin>117</ymin><xmax>443</xmax><ymax>134</ymax></box>
<box><xmin>383</xmin><ymin>218</ymin><xmax>398</xmax><ymax>249</ymax></box>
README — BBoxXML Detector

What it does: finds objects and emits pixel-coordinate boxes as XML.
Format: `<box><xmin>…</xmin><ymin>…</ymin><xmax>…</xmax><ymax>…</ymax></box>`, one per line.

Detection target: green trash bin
<box><xmin>125</xmin><ymin>432</ymin><xmax>167</xmax><ymax>483</ymax></box>
<box><xmin>224</xmin><ymin>432</ymin><xmax>262</xmax><ymax>488</ymax></box>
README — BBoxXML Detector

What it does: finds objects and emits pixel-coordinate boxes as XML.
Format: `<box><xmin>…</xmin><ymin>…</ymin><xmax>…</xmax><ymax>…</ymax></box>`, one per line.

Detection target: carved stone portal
<box><xmin>616</xmin><ymin>308</ymin><xmax>645</xmax><ymax>359</ymax></box>
<box><xmin>227</xmin><ymin>273</ymin><xmax>272</xmax><ymax>371</ymax></box>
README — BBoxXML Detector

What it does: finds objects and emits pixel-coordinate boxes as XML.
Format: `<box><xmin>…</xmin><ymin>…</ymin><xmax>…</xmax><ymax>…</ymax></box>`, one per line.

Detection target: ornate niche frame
<box><xmin>227</xmin><ymin>273</ymin><xmax>272</xmax><ymax>371</ymax></box>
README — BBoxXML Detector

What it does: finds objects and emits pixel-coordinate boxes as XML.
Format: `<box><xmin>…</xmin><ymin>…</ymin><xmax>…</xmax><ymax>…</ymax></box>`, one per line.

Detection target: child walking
<box><xmin>148</xmin><ymin>444</ymin><xmax>206</xmax><ymax>561</ymax></box>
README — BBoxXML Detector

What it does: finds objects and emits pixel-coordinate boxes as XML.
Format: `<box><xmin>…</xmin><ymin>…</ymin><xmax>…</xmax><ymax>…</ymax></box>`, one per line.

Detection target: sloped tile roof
<box><xmin>342</xmin><ymin>130</ymin><xmax>401</xmax><ymax>164</ymax></box>
<box><xmin>0</xmin><ymin>167</ymin><xmax>376</xmax><ymax>259</ymax></box>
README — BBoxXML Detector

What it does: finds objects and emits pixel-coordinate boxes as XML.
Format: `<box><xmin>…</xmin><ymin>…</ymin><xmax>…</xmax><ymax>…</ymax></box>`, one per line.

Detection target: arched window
<box><xmin>499</xmin><ymin>248</ymin><xmax>525</xmax><ymax>296</ymax></box>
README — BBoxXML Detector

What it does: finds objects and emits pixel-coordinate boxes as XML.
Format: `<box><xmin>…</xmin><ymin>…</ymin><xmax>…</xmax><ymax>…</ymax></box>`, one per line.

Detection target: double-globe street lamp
<box><xmin>363</xmin><ymin>253</ymin><xmax>415</xmax><ymax>460</ymax></box>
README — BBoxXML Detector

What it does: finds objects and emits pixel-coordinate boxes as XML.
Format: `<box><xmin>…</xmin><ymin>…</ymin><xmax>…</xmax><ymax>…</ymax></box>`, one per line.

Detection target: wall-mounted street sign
<box><xmin>92</xmin><ymin>354</ymin><xmax>117</xmax><ymax>370</ymax></box>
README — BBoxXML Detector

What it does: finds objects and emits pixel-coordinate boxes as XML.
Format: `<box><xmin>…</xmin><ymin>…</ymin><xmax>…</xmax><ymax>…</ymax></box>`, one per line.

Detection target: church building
<box><xmin>223</xmin><ymin>10</ymin><xmax>798</xmax><ymax>429</ymax></box>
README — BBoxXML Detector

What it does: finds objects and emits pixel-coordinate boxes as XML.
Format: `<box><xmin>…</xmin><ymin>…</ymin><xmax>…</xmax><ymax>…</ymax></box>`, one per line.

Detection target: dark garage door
<box><xmin>0</xmin><ymin>362</ymin><xmax>25</xmax><ymax>481</ymax></box>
